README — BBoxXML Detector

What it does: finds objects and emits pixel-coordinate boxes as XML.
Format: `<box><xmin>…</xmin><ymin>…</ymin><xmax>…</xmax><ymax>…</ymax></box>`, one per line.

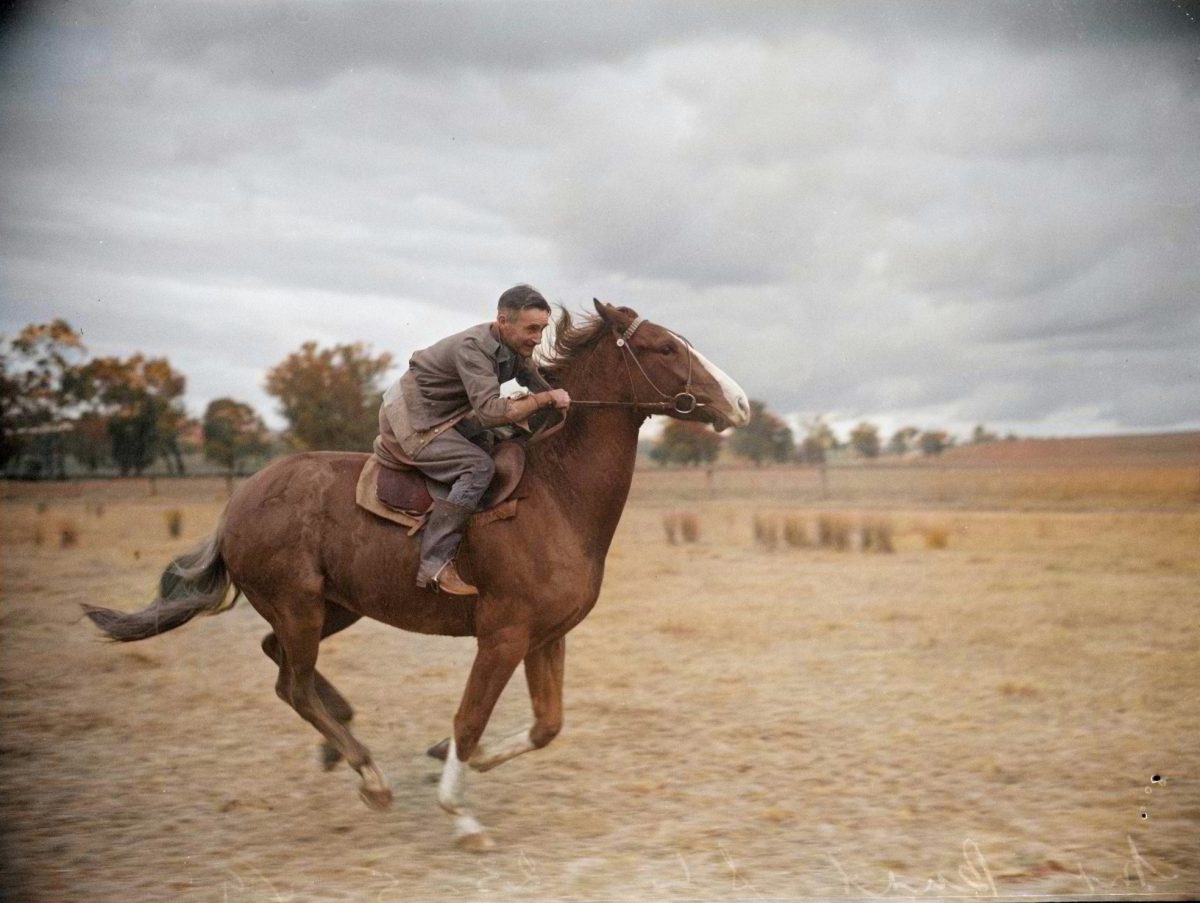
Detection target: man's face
<box><xmin>496</xmin><ymin>307</ymin><xmax>550</xmax><ymax>358</ymax></box>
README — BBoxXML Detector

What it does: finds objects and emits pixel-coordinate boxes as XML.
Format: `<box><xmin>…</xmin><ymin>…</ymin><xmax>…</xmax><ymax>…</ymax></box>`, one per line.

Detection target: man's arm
<box><xmin>455</xmin><ymin>338</ymin><xmax>559</xmax><ymax>427</ymax></box>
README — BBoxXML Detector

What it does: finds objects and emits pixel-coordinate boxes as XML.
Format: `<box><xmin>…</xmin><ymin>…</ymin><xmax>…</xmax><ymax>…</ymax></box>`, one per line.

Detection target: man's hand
<box><xmin>546</xmin><ymin>388</ymin><xmax>571</xmax><ymax>411</ymax></box>
<box><xmin>504</xmin><ymin>389</ymin><xmax>570</xmax><ymax>425</ymax></box>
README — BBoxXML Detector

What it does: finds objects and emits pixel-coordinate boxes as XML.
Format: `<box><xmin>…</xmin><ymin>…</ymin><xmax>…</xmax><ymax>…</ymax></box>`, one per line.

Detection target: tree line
<box><xmin>1</xmin><ymin>320</ymin><xmax>392</xmax><ymax>479</ymax></box>
<box><xmin>2</xmin><ymin>318</ymin><xmax>1012</xmax><ymax>479</ymax></box>
<box><xmin>647</xmin><ymin>401</ymin><xmax>1014</xmax><ymax>468</ymax></box>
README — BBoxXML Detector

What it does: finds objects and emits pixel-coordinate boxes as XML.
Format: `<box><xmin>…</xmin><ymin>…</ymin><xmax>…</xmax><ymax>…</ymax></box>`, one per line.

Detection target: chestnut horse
<box><xmin>84</xmin><ymin>300</ymin><xmax>750</xmax><ymax>849</ymax></box>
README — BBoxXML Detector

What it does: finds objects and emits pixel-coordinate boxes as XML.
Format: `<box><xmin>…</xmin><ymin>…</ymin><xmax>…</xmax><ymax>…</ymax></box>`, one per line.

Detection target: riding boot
<box><xmin>416</xmin><ymin>498</ymin><xmax>479</xmax><ymax>596</ymax></box>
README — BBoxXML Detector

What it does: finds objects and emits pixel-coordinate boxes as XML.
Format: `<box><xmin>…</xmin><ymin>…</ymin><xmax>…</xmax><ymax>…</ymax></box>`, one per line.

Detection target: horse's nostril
<box><xmin>738</xmin><ymin>396</ymin><xmax>749</xmax><ymax>414</ymax></box>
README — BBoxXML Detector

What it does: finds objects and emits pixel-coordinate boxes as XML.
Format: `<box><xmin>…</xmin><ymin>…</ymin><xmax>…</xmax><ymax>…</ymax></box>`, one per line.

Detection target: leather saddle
<box><xmin>376</xmin><ymin>439</ymin><xmax>527</xmax><ymax>515</ymax></box>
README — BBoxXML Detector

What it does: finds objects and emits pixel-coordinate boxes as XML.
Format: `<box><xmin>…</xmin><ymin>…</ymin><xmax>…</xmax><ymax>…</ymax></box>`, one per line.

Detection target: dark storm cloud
<box><xmin>1</xmin><ymin>0</ymin><xmax>1197</xmax><ymax>435</ymax></box>
<box><xmin>8</xmin><ymin>1</ymin><xmax>1191</xmax><ymax>89</ymax></box>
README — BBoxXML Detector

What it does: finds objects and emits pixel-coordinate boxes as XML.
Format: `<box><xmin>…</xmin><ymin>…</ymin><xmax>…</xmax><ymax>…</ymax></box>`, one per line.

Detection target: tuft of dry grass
<box><xmin>165</xmin><ymin>509</ymin><xmax>184</xmax><ymax>539</ymax></box>
<box><xmin>922</xmin><ymin>525</ymin><xmax>950</xmax><ymax>549</ymax></box>
<box><xmin>655</xmin><ymin>621</ymin><xmax>699</xmax><ymax>638</ymax></box>
<box><xmin>760</xmin><ymin>806</ymin><xmax>795</xmax><ymax>824</ymax></box>
<box><xmin>1000</xmin><ymin>682</ymin><xmax>1041</xmax><ymax>699</ymax></box>
<box><xmin>782</xmin><ymin>515</ymin><xmax>810</xmax><ymax>548</ymax></box>
<box><xmin>817</xmin><ymin>513</ymin><xmax>853</xmax><ymax>550</ymax></box>
<box><xmin>679</xmin><ymin>512</ymin><xmax>700</xmax><ymax>543</ymax></box>
<box><xmin>753</xmin><ymin>513</ymin><xmax>779</xmax><ymax>550</ymax></box>
<box><xmin>663</xmin><ymin>511</ymin><xmax>701</xmax><ymax>544</ymax></box>
<box><xmin>863</xmin><ymin>517</ymin><xmax>895</xmax><ymax>553</ymax></box>
<box><xmin>58</xmin><ymin>520</ymin><xmax>79</xmax><ymax>548</ymax></box>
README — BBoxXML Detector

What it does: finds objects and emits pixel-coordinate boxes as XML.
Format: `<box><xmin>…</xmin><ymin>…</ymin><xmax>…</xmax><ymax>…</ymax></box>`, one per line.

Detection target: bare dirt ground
<box><xmin>2</xmin><ymin>455</ymin><xmax>1199</xmax><ymax>902</ymax></box>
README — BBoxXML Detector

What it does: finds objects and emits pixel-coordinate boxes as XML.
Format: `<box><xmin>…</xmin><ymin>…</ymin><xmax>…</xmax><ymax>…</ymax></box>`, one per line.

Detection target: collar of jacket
<box><xmin>485</xmin><ymin>323</ymin><xmax>518</xmax><ymax>365</ymax></box>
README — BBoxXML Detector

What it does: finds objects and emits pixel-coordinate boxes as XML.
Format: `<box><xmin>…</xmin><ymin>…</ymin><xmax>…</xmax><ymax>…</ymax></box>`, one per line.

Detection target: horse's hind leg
<box><xmin>262</xmin><ymin>600</ymin><xmax>362</xmax><ymax>771</ymax></box>
<box><xmin>263</xmin><ymin>595</ymin><xmax>391</xmax><ymax>810</ymax></box>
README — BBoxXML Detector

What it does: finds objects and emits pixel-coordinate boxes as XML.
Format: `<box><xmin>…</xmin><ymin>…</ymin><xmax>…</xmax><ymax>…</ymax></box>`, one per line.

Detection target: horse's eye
<box><xmin>659</xmin><ymin>344</ymin><xmax>675</xmax><ymax>356</ymax></box>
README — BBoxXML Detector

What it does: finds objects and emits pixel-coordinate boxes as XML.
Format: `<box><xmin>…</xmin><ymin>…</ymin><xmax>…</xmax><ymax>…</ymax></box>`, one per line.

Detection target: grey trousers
<box><xmin>412</xmin><ymin>423</ymin><xmax>495</xmax><ymax>510</ymax></box>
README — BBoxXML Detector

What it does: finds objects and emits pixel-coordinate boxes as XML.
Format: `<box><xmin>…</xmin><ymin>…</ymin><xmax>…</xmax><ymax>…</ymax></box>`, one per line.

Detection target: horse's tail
<box><xmin>83</xmin><ymin>514</ymin><xmax>239</xmax><ymax>642</ymax></box>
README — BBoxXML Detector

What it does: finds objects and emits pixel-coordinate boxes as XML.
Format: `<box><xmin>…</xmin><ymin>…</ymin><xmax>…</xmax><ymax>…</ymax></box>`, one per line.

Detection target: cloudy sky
<box><xmin>2</xmin><ymin>0</ymin><xmax>1198</xmax><ymax>439</ymax></box>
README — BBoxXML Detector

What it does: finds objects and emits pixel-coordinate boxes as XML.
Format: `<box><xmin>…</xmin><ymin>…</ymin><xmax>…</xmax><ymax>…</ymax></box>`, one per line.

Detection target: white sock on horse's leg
<box><xmin>437</xmin><ymin>739</ymin><xmax>466</xmax><ymax>811</ymax></box>
<box><xmin>437</xmin><ymin>739</ymin><xmax>492</xmax><ymax>845</ymax></box>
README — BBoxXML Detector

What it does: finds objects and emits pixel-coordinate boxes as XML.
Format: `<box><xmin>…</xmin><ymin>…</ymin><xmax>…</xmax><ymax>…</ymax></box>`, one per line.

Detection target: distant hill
<box><xmin>941</xmin><ymin>431</ymin><xmax>1200</xmax><ymax>467</ymax></box>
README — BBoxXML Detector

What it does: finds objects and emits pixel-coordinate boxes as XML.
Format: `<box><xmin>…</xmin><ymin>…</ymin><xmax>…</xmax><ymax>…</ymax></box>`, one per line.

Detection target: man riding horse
<box><xmin>84</xmin><ymin>296</ymin><xmax>753</xmax><ymax>847</ymax></box>
<box><xmin>373</xmin><ymin>285</ymin><xmax>571</xmax><ymax>596</ymax></box>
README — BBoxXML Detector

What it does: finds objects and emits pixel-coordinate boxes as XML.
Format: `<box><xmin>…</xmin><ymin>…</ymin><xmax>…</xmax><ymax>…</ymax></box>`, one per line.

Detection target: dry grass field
<box><xmin>2</xmin><ymin>440</ymin><xmax>1199</xmax><ymax>901</ymax></box>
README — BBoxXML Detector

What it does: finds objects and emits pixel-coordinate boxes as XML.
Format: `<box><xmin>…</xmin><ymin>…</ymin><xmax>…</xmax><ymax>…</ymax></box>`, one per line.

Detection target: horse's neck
<box><xmin>530</xmin><ymin>370</ymin><xmax>644</xmax><ymax>553</ymax></box>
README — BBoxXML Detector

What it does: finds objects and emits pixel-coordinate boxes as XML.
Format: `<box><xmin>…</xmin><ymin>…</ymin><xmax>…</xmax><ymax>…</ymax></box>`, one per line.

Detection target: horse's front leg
<box><xmin>426</xmin><ymin>636</ymin><xmax>565</xmax><ymax>773</ymax></box>
<box><xmin>437</xmin><ymin>624</ymin><xmax>530</xmax><ymax>850</ymax></box>
<box><xmin>472</xmin><ymin>636</ymin><xmax>564</xmax><ymax>771</ymax></box>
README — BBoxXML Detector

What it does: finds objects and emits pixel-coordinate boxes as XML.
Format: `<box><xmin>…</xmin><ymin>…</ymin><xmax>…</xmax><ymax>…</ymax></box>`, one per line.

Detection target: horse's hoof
<box><xmin>427</xmin><ymin>738</ymin><xmax>451</xmax><ymax>761</ymax></box>
<box><xmin>319</xmin><ymin>742</ymin><xmax>343</xmax><ymax>771</ymax></box>
<box><xmin>456</xmin><ymin>830</ymin><xmax>496</xmax><ymax>853</ymax></box>
<box><xmin>358</xmin><ymin>785</ymin><xmax>394</xmax><ymax>811</ymax></box>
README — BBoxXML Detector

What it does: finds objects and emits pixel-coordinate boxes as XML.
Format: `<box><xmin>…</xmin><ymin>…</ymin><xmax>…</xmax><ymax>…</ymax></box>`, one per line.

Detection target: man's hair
<box><xmin>497</xmin><ymin>284</ymin><xmax>551</xmax><ymax>315</ymax></box>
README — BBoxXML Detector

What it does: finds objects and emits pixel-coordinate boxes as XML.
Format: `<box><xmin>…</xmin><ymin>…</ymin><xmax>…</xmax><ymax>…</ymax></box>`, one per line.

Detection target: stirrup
<box><xmin>428</xmin><ymin>561</ymin><xmax>478</xmax><ymax>597</ymax></box>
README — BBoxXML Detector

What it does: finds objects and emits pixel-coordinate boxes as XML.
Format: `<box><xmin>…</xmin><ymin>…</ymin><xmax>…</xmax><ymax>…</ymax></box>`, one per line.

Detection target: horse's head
<box><xmin>593</xmin><ymin>300</ymin><xmax>751</xmax><ymax>431</ymax></box>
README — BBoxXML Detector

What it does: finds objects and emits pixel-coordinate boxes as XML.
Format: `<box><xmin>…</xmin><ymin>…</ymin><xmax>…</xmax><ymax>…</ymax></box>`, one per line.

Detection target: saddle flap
<box><xmin>377</xmin><ymin>464</ymin><xmax>434</xmax><ymax>513</ymax></box>
<box><xmin>481</xmin><ymin>440</ymin><xmax>526</xmax><ymax>508</ymax></box>
<box><xmin>374</xmin><ymin>439</ymin><xmax>527</xmax><ymax>515</ymax></box>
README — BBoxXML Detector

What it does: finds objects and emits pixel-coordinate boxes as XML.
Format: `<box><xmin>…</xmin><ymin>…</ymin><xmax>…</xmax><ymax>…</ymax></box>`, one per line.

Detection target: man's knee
<box><xmin>463</xmin><ymin>455</ymin><xmax>495</xmax><ymax>495</ymax></box>
<box><xmin>472</xmin><ymin>455</ymin><xmax>496</xmax><ymax>484</ymax></box>
<box><xmin>448</xmin><ymin>452</ymin><xmax>494</xmax><ymax>508</ymax></box>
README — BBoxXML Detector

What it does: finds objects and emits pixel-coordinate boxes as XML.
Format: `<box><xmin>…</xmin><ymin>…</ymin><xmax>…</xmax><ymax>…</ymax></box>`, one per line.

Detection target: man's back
<box><xmin>404</xmin><ymin>323</ymin><xmax>525</xmax><ymax>432</ymax></box>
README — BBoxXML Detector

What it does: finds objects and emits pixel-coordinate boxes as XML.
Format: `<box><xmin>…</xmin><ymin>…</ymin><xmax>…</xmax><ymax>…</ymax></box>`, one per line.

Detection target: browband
<box><xmin>616</xmin><ymin>316</ymin><xmax>644</xmax><ymax>347</ymax></box>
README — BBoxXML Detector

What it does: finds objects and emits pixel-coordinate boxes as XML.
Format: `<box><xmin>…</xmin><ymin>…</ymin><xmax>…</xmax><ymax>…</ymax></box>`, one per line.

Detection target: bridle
<box><xmin>568</xmin><ymin>316</ymin><xmax>703</xmax><ymax>415</ymax></box>
<box><xmin>525</xmin><ymin>315</ymin><xmax>712</xmax><ymax>446</ymax></box>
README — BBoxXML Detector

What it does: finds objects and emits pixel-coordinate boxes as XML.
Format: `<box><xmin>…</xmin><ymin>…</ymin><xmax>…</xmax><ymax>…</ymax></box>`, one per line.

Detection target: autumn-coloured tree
<box><xmin>265</xmin><ymin>341</ymin><xmax>393</xmax><ymax>451</ymax></box>
<box><xmin>919</xmin><ymin>430</ymin><xmax>950</xmax><ymax>456</ymax></box>
<box><xmin>649</xmin><ymin>419</ymin><xmax>723</xmax><ymax>467</ymax></box>
<box><xmin>73</xmin><ymin>354</ymin><xmax>189</xmax><ymax>475</ymax></box>
<box><xmin>850</xmin><ymin>421</ymin><xmax>881</xmax><ymax>458</ymax></box>
<box><xmin>63</xmin><ymin>411</ymin><xmax>112</xmax><ymax>474</ymax></box>
<box><xmin>0</xmin><ymin>320</ymin><xmax>87</xmax><ymax>475</ymax></box>
<box><xmin>203</xmin><ymin>398</ymin><xmax>269</xmax><ymax>474</ymax></box>
<box><xmin>800</xmin><ymin>416</ymin><xmax>837</xmax><ymax>465</ymax></box>
<box><xmin>731</xmin><ymin>399</ymin><xmax>794</xmax><ymax>466</ymax></box>
<box><xmin>887</xmin><ymin>426</ymin><xmax>920</xmax><ymax>456</ymax></box>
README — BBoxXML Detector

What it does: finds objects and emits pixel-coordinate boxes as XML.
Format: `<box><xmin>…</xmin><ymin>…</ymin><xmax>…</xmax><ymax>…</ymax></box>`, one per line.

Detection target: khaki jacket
<box><xmin>373</xmin><ymin>323</ymin><xmax>550</xmax><ymax>466</ymax></box>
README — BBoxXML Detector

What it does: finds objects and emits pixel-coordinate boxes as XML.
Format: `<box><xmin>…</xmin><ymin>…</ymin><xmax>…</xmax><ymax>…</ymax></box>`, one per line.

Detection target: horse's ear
<box><xmin>593</xmin><ymin>299</ymin><xmax>636</xmax><ymax>332</ymax></box>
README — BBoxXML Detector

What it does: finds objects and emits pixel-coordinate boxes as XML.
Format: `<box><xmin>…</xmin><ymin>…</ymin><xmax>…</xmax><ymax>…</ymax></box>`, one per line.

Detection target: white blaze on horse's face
<box><xmin>669</xmin><ymin>331</ymin><xmax>752</xmax><ymax>428</ymax></box>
